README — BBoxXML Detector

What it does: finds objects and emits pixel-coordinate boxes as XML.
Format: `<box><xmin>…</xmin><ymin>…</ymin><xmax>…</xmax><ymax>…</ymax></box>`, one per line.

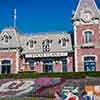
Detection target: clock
<box><xmin>81</xmin><ymin>11</ymin><xmax>93</xmax><ymax>22</ymax></box>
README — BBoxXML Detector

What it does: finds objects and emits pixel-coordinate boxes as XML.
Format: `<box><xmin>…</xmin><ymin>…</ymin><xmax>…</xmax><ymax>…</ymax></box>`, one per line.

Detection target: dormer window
<box><xmin>4</xmin><ymin>35</ymin><xmax>9</xmax><ymax>43</ymax></box>
<box><xmin>58</xmin><ymin>39</ymin><xmax>61</xmax><ymax>44</ymax></box>
<box><xmin>62</xmin><ymin>38</ymin><xmax>67</xmax><ymax>46</ymax></box>
<box><xmin>27</xmin><ymin>40</ymin><xmax>34</xmax><ymax>48</ymax></box>
<box><xmin>27</xmin><ymin>40</ymin><xmax>37</xmax><ymax>48</ymax></box>
<box><xmin>1</xmin><ymin>32</ymin><xmax>12</xmax><ymax>43</ymax></box>
<box><xmin>29</xmin><ymin>40</ymin><xmax>34</xmax><ymax>48</ymax></box>
<box><xmin>34</xmin><ymin>40</ymin><xmax>37</xmax><ymax>44</ymax></box>
<box><xmin>84</xmin><ymin>31</ymin><xmax>92</xmax><ymax>43</ymax></box>
<box><xmin>58</xmin><ymin>38</ymin><xmax>67</xmax><ymax>47</ymax></box>
<box><xmin>42</xmin><ymin>39</ymin><xmax>52</xmax><ymax>52</ymax></box>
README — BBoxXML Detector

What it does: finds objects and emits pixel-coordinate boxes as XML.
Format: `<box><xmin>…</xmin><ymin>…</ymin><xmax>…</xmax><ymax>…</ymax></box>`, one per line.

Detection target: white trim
<box><xmin>61</xmin><ymin>38</ymin><xmax>67</xmax><ymax>48</ymax></box>
<box><xmin>82</xmin><ymin>29</ymin><xmax>94</xmax><ymax>36</ymax></box>
<box><xmin>82</xmin><ymin>29</ymin><xmax>94</xmax><ymax>43</ymax></box>
<box><xmin>67</xmin><ymin>58</ymin><xmax>70</xmax><ymax>64</ymax></box>
<box><xmin>73</xmin><ymin>0</ymin><xmax>100</xmax><ymax>19</ymax></box>
<box><xmin>81</xmin><ymin>55</ymin><xmax>97</xmax><ymax>62</ymax></box>
<box><xmin>27</xmin><ymin>40</ymin><xmax>34</xmax><ymax>49</ymax></box>
<box><xmin>82</xmin><ymin>29</ymin><xmax>94</xmax><ymax>44</ymax></box>
<box><xmin>0</xmin><ymin>49</ymin><xmax>17</xmax><ymax>52</ymax></box>
<box><xmin>25</xmin><ymin>52</ymin><xmax>68</xmax><ymax>58</ymax></box>
<box><xmin>59</xmin><ymin>61</ymin><xmax>62</xmax><ymax>64</ymax></box>
<box><xmin>92</xmin><ymin>0</ymin><xmax>100</xmax><ymax>15</ymax></box>
<box><xmin>74</xmin><ymin>26</ymin><xmax>78</xmax><ymax>72</ymax></box>
<box><xmin>2</xmin><ymin>32</ymin><xmax>10</xmax><ymax>44</ymax></box>
<box><xmin>81</xmin><ymin>55</ymin><xmax>97</xmax><ymax>71</ymax></box>
<box><xmin>80</xmin><ymin>20</ymin><xmax>99</xmax><ymax>25</ymax></box>
<box><xmin>0</xmin><ymin>58</ymin><xmax>13</xmax><ymax>64</ymax></box>
<box><xmin>73</xmin><ymin>0</ymin><xmax>81</xmax><ymax>18</ymax></box>
<box><xmin>93</xmin><ymin>20</ymin><xmax>99</xmax><ymax>24</ymax></box>
<box><xmin>16</xmin><ymin>50</ymin><xmax>19</xmax><ymax>73</ymax></box>
<box><xmin>80</xmin><ymin>9</ymin><xmax>94</xmax><ymax>23</ymax></box>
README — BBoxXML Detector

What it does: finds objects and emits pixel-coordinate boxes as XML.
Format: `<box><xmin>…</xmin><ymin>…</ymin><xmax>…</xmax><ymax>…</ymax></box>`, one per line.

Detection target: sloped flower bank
<box><xmin>0</xmin><ymin>77</ymin><xmax>100</xmax><ymax>99</ymax></box>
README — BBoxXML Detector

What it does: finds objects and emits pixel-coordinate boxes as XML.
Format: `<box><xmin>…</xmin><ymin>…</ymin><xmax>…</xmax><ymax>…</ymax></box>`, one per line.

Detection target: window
<box><xmin>42</xmin><ymin>39</ymin><xmax>52</xmax><ymax>52</ymax></box>
<box><xmin>84</xmin><ymin>31</ymin><xmax>92</xmax><ymax>43</ymax></box>
<box><xmin>62</xmin><ymin>38</ymin><xmax>67</xmax><ymax>47</ymax></box>
<box><xmin>43</xmin><ymin>58</ymin><xmax>53</xmax><ymax>72</ymax></box>
<box><xmin>4</xmin><ymin>35</ymin><xmax>9</xmax><ymax>43</ymax></box>
<box><xmin>29</xmin><ymin>40</ymin><xmax>34</xmax><ymax>48</ymax></box>
<box><xmin>1</xmin><ymin>32</ymin><xmax>12</xmax><ymax>43</ymax></box>
<box><xmin>28</xmin><ymin>59</ymin><xmax>34</xmax><ymax>70</ymax></box>
<box><xmin>61</xmin><ymin>57</ymin><xmax>67</xmax><ymax>72</ymax></box>
<box><xmin>1</xmin><ymin>34</ymin><xmax>12</xmax><ymax>43</ymax></box>
<box><xmin>1</xmin><ymin>60</ymin><xmax>11</xmax><ymax>74</ymax></box>
<box><xmin>26</xmin><ymin>59</ymin><xmax>34</xmax><ymax>70</ymax></box>
<box><xmin>58</xmin><ymin>38</ymin><xmax>67</xmax><ymax>47</ymax></box>
<box><xmin>27</xmin><ymin>40</ymin><xmax>34</xmax><ymax>48</ymax></box>
<box><xmin>27</xmin><ymin>40</ymin><xmax>37</xmax><ymax>48</ymax></box>
<box><xmin>84</xmin><ymin>56</ymin><xmax>96</xmax><ymax>72</ymax></box>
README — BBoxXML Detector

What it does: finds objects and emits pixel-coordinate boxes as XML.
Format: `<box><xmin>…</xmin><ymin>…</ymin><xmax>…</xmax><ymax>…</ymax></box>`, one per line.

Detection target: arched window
<box><xmin>58</xmin><ymin>38</ymin><xmax>68</xmax><ymax>47</ymax></box>
<box><xmin>62</xmin><ymin>38</ymin><xmax>67</xmax><ymax>47</ymax></box>
<box><xmin>1</xmin><ymin>32</ymin><xmax>12</xmax><ymax>43</ymax></box>
<box><xmin>27</xmin><ymin>40</ymin><xmax>37</xmax><ymax>48</ymax></box>
<box><xmin>4</xmin><ymin>34</ymin><xmax>9</xmax><ymax>43</ymax></box>
<box><xmin>29</xmin><ymin>40</ymin><xmax>34</xmax><ymax>48</ymax></box>
<box><xmin>42</xmin><ymin>39</ymin><xmax>52</xmax><ymax>52</ymax></box>
<box><xmin>84</xmin><ymin>31</ymin><xmax>92</xmax><ymax>43</ymax></box>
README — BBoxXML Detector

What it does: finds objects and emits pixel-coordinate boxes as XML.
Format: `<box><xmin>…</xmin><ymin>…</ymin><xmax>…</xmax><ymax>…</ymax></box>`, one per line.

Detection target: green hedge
<box><xmin>0</xmin><ymin>71</ymin><xmax>100</xmax><ymax>79</ymax></box>
<box><xmin>0</xmin><ymin>98</ymin><xmax>52</xmax><ymax>100</ymax></box>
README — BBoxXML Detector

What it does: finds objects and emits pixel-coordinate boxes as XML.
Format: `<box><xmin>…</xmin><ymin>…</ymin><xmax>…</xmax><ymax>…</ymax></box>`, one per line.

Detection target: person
<box><xmin>93</xmin><ymin>92</ymin><xmax>99</xmax><ymax>100</ymax></box>
<box><xmin>80</xmin><ymin>91</ymin><xmax>95</xmax><ymax>100</ymax></box>
<box><xmin>54</xmin><ymin>91</ymin><xmax>62</xmax><ymax>100</ymax></box>
<box><xmin>65</xmin><ymin>91</ymin><xmax>78</xmax><ymax>100</ymax></box>
<box><xmin>80</xmin><ymin>91</ymin><xmax>88</xmax><ymax>100</ymax></box>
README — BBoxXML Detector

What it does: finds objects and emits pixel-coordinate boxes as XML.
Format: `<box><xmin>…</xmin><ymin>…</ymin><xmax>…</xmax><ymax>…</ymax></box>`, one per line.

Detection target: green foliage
<box><xmin>0</xmin><ymin>98</ymin><xmax>52</xmax><ymax>100</ymax></box>
<box><xmin>0</xmin><ymin>71</ymin><xmax>100</xmax><ymax>79</ymax></box>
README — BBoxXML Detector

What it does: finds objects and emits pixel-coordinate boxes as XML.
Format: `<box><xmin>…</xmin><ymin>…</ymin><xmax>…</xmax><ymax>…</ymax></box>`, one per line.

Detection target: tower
<box><xmin>72</xmin><ymin>0</ymin><xmax>100</xmax><ymax>72</ymax></box>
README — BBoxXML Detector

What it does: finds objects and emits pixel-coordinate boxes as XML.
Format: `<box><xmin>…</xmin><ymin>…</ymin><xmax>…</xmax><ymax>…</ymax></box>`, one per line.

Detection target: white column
<box><xmin>16</xmin><ymin>49</ymin><xmax>19</xmax><ymax>73</ymax></box>
<box><xmin>0</xmin><ymin>61</ymin><xmax>1</xmax><ymax>74</ymax></box>
<box><xmin>59</xmin><ymin>61</ymin><xmax>62</xmax><ymax>72</ymax></box>
<box><xmin>74</xmin><ymin>25</ymin><xmax>78</xmax><ymax>72</ymax></box>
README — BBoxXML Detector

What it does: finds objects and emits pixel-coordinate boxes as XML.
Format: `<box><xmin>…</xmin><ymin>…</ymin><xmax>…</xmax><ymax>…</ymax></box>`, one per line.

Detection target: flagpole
<box><xmin>13</xmin><ymin>8</ymin><xmax>16</xmax><ymax>28</ymax></box>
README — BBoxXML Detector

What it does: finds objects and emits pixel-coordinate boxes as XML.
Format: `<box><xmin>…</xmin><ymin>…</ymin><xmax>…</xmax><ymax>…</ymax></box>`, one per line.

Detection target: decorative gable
<box><xmin>0</xmin><ymin>28</ymin><xmax>20</xmax><ymax>49</ymax></box>
<box><xmin>73</xmin><ymin>0</ymin><xmax>100</xmax><ymax>21</ymax></box>
<box><xmin>1</xmin><ymin>31</ymin><xmax>12</xmax><ymax>43</ymax></box>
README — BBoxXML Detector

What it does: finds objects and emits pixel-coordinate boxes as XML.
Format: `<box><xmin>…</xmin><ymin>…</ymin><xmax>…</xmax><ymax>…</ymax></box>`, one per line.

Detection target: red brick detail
<box><xmin>67</xmin><ymin>57</ymin><xmax>73</xmax><ymax>72</ymax></box>
<box><xmin>53</xmin><ymin>63</ymin><xmax>62</xmax><ymax>72</ymax></box>
<box><xmin>76</xmin><ymin>24</ymin><xmax>100</xmax><ymax>45</ymax></box>
<box><xmin>34</xmin><ymin>64</ymin><xmax>43</xmax><ymax>72</ymax></box>
<box><xmin>76</xmin><ymin>24</ymin><xmax>100</xmax><ymax>71</ymax></box>
<box><xmin>77</xmin><ymin>48</ymin><xmax>100</xmax><ymax>71</ymax></box>
<box><xmin>0</xmin><ymin>52</ymin><xmax>17</xmax><ymax>73</ymax></box>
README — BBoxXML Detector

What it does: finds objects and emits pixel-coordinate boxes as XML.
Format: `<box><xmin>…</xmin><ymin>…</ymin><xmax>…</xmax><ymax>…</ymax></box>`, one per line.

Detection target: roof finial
<box><xmin>13</xmin><ymin>8</ymin><xmax>16</xmax><ymax>28</ymax></box>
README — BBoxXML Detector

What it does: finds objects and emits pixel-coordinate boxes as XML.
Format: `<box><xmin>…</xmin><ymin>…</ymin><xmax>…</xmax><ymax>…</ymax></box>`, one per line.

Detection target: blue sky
<box><xmin>0</xmin><ymin>0</ymin><xmax>100</xmax><ymax>33</ymax></box>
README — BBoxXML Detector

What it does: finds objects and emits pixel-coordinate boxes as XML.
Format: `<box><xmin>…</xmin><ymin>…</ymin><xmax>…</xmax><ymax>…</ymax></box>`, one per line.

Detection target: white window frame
<box><xmin>42</xmin><ymin>39</ymin><xmax>50</xmax><ymax>52</ymax></box>
<box><xmin>0</xmin><ymin>58</ymin><xmax>13</xmax><ymax>65</ymax></box>
<box><xmin>82</xmin><ymin>55</ymin><xmax>97</xmax><ymax>62</ymax></box>
<box><xmin>59</xmin><ymin>38</ymin><xmax>67</xmax><ymax>48</ymax></box>
<box><xmin>82</xmin><ymin>55</ymin><xmax>97</xmax><ymax>71</ymax></box>
<box><xmin>2</xmin><ymin>33</ymin><xmax>10</xmax><ymax>44</ymax></box>
<box><xmin>82</xmin><ymin>29</ymin><xmax>94</xmax><ymax>44</ymax></box>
